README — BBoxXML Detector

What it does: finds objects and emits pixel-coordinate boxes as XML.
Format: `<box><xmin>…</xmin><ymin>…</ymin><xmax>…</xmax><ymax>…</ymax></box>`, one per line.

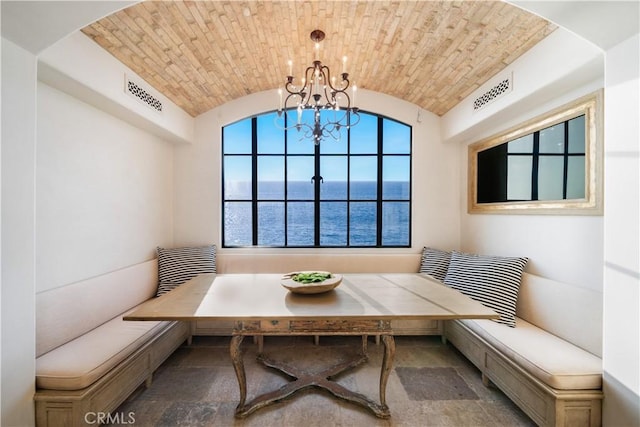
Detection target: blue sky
<box><xmin>223</xmin><ymin>111</ymin><xmax>410</xmax><ymax>182</ymax></box>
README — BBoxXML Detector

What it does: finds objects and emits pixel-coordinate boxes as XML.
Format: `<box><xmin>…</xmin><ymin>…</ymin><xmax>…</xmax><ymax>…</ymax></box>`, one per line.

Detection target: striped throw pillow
<box><xmin>443</xmin><ymin>251</ymin><xmax>528</xmax><ymax>327</ymax></box>
<box><xmin>419</xmin><ymin>247</ymin><xmax>452</xmax><ymax>281</ymax></box>
<box><xmin>156</xmin><ymin>244</ymin><xmax>217</xmax><ymax>296</ymax></box>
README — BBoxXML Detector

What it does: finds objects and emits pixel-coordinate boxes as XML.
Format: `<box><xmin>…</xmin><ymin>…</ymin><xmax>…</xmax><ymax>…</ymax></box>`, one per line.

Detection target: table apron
<box><xmin>233</xmin><ymin>319</ymin><xmax>393</xmax><ymax>335</ymax></box>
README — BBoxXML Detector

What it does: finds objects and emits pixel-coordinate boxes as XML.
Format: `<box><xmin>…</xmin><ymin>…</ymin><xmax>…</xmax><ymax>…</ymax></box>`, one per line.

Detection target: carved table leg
<box><xmin>230</xmin><ymin>320</ymin><xmax>394</xmax><ymax>419</ymax></box>
<box><xmin>230</xmin><ymin>335</ymin><xmax>247</xmax><ymax>410</ymax></box>
<box><xmin>380</xmin><ymin>334</ymin><xmax>395</xmax><ymax>409</ymax></box>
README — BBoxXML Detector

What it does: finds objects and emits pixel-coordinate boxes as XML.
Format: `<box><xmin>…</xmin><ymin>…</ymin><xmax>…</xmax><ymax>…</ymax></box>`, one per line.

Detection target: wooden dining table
<box><xmin>125</xmin><ymin>273</ymin><xmax>497</xmax><ymax>418</ymax></box>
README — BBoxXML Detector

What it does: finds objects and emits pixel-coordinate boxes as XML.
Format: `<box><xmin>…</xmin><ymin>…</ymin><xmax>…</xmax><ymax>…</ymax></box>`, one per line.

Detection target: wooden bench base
<box><xmin>35</xmin><ymin>321</ymin><xmax>190</xmax><ymax>427</ymax></box>
<box><xmin>444</xmin><ymin>320</ymin><xmax>602</xmax><ymax>427</ymax></box>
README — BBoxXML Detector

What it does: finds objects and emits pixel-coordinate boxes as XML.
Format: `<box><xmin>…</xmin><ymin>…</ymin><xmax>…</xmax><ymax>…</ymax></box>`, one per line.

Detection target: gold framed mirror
<box><xmin>468</xmin><ymin>90</ymin><xmax>603</xmax><ymax>215</ymax></box>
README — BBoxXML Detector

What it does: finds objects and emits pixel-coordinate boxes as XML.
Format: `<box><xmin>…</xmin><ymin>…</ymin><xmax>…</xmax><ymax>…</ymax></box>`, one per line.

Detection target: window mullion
<box><xmin>562</xmin><ymin>120</ymin><xmax>569</xmax><ymax>199</ymax></box>
<box><xmin>284</xmin><ymin>113</ymin><xmax>288</xmax><ymax>247</ymax></box>
<box><xmin>376</xmin><ymin>117</ymin><xmax>383</xmax><ymax>247</ymax></box>
<box><xmin>532</xmin><ymin>131</ymin><xmax>540</xmax><ymax>201</ymax></box>
<box><xmin>346</xmin><ymin>127</ymin><xmax>351</xmax><ymax>247</ymax></box>
<box><xmin>314</xmin><ymin>143</ymin><xmax>321</xmax><ymax>246</ymax></box>
<box><xmin>251</xmin><ymin>117</ymin><xmax>258</xmax><ymax>246</ymax></box>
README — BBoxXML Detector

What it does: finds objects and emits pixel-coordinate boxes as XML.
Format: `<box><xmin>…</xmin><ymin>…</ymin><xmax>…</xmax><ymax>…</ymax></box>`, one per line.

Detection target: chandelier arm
<box><xmin>304</xmin><ymin>63</ymin><xmax>319</xmax><ymax>106</ymax></box>
<box><xmin>283</xmin><ymin>92</ymin><xmax>300</xmax><ymax>110</ymax></box>
<box><xmin>326</xmin><ymin>127</ymin><xmax>342</xmax><ymax>142</ymax></box>
<box><xmin>348</xmin><ymin>109</ymin><xmax>361</xmax><ymax>127</ymax></box>
<box><xmin>321</xmin><ymin>64</ymin><xmax>350</xmax><ymax>93</ymax></box>
<box><xmin>319</xmin><ymin>66</ymin><xmax>335</xmax><ymax>107</ymax></box>
<box><xmin>326</xmin><ymin>109</ymin><xmax>350</xmax><ymax>126</ymax></box>
<box><xmin>284</xmin><ymin>78</ymin><xmax>299</xmax><ymax>96</ymax></box>
<box><xmin>275</xmin><ymin>107</ymin><xmax>316</xmax><ymax>133</ymax></box>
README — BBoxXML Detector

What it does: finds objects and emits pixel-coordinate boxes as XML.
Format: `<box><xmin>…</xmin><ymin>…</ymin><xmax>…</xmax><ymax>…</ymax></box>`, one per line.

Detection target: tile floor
<box><xmin>110</xmin><ymin>335</ymin><xmax>535</xmax><ymax>426</ymax></box>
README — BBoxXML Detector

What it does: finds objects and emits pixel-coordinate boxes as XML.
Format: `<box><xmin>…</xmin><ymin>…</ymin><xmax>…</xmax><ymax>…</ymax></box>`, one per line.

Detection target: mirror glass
<box><xmin>468</xmin><ymin>91</ymin><xmax>602</xmax><ymax>214</ymax></box>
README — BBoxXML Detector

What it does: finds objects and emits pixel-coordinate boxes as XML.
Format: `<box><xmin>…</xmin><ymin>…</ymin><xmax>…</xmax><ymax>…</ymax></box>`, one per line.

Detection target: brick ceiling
<box><xmin>82</xmin><ymin>0</ymin><xmax>556</xmax><ymax>117</ymax></box>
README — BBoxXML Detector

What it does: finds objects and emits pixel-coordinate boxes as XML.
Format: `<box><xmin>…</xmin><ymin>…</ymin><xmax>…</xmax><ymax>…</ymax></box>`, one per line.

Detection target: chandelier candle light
<box><xmin>276</xmin><ymin>30</ymin><xmax>360</xmax><ymax>145</ymax></box>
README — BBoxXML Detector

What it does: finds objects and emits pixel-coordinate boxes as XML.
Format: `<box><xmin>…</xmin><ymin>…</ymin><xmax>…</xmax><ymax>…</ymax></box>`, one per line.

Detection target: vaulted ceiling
<box><xmin>81</xmin><ymin>0</ymin><xmax>556</xmax><ymax>117</ymax></box>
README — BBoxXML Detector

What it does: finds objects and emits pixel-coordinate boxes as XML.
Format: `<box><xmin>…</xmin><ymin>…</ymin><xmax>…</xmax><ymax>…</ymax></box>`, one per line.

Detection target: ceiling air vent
<box><xmin>473</xmin><ymin>73</ymin><xmax>512</xmax><ymax>112</ymax></box>
<box><xmin>124</xmin><ymin>75</ymin><xmax>163</xmax><ymax>113</ymax></box>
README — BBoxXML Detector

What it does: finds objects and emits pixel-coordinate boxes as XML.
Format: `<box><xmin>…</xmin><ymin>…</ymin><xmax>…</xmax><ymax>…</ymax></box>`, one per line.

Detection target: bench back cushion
<box><xmin>218</xmin><ymin>253</ymin><xmax>421</xmax><ymax>273</ymax></box>
<box><xmin>36</xmin><ymin>259</ymin><xmax>158</xmax><ymax>357</ymax></box>
<box><xmin>516</xmin><ymin>273</ymin><xmax>602</xmax><ymax>357</ymax></box>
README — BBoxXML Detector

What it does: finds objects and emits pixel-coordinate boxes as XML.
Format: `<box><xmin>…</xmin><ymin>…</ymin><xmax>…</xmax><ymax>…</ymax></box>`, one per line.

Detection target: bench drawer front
<box><xmin>89</xmin><ymin>350</ymin><xmax>151</xmax><ymax>414</ymax></box>
<box><xmin>150</xmin><ymin>322</ymin><xmax>189</xmax><ymax>369</ymax></box>
<box><xmin>444</xmin><ymin>320</ymin><xmax>484</xmax><ymax>367</ymax></box>
<box><xmin>484</xmin><ymin>350</ymin><xmax>550</xmax><ymax>426</ymax></box>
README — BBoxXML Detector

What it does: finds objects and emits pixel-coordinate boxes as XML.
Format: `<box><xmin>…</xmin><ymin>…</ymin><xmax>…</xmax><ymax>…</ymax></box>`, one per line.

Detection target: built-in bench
<box><xmin>33</xmin><ymin>248</ymin><xmax>603</xmax><ymax>427</ymax></box>
<box><xmin>443</xmin><ymin>272</ymin><xmax>603</xmax><ymax>427</ymax></box>
<box><xmin>34</xmin><ymin>260</ymin><xmax>191</xmax><ymax>427</ymax></box>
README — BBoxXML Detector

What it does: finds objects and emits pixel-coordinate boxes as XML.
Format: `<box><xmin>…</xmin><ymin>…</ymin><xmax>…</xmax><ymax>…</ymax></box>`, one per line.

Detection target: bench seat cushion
<box><xmin>458</xmin><ymin>317</ymin><xmax>602</xmax><ymax>390</ymax></box>
<box><xmin>36</xmin><ymin>306</ymin><xmax>170</xmax><ymax>391</ymax></box>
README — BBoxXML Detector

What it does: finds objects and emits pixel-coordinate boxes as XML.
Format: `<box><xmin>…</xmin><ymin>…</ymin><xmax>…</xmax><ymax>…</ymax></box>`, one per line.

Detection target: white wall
<box><xmin>36</xmin><ymin>82</ymin><xmax>175</xmax><ymax>292</ymax></box>
<box><xmin>602</xmin><ymin>33</ymin><xmax>640</xmax><ymax>427</ymax></box>
<box><xmin>1</xmin><ymin>37</ymin><xmax>37</xmax><ymax>427</ymax></box>
<box><xmin>173</xmin><ymin>89</ymin><xmax>460</xmax><ymax>267</ymax></box>
<box><xmin>38</xmin><ymin>31</ymin><xmax>194</xmax><ymax>145</ymax></box>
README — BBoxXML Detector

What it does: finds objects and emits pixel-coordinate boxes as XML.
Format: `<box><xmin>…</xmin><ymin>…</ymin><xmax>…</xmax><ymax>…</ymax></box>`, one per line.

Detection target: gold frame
<box><xmin>468</xmin><ymin>90</ymin><xmax>603</xmax><ymax>215</ymax></box>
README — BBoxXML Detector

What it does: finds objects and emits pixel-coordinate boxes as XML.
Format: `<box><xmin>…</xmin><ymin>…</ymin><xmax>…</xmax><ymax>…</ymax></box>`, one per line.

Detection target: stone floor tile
<box><xmin>107</xmin><ymin>336</ymin><xmax>533</xmax><ymax>426</ymax></box>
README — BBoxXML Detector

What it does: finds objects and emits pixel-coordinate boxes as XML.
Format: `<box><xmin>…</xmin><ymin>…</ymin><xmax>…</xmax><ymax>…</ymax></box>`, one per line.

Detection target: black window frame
<box><xmin>221</xmin><ymin>109</ymin><xmax>412</xmax><ymax>248</ymax></box>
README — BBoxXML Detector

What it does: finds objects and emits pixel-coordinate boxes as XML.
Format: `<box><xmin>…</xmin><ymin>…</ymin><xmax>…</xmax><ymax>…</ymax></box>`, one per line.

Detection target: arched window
<box><xmin>222</xmin><ymin>110</ymin><xmax>411</xmax><ymax>248</ymax></box>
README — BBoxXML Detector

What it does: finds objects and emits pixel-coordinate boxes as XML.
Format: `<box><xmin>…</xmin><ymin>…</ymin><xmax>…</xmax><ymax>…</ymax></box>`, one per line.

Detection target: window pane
<box><xmin>258</xmin><ymin>202</ymin><xmax>284</xmax><ymax>246</ymax></box>
<box><xmin>350</xmin><ymin>112</ymin><xmax>377</xmax><ymax>154</ymax></box>
<box><xmin>321</xmin><ymin>156</ymin><xmax>347</xmax><ymax>200</ymax></box>
<box><xmin>538</xmin><ymin>156</ymin><xmax>564</xmax><ymax>200</ymax></box>
<box><xmin>567</xmin><ymin>156</ymin><xmax>586</xmax><ymax>199</ymax></box>
<box><xmin>320</xmin><ymin>202</ymin><xmax>347</xmax><ymax>246</ymax></box>
<box><xmin>350</xmin><ymin>156</ymin><xmax>377</xmax><ymax>200</ymax></box>
<box><xmin>224</xmin><ymin>156</ymin><xmax>252</xmax><ymax>200</ymax></box>
<box><xmin>223</xmin><ymin>118</ymin><xmax>252</xmax><ymax>154</ymax></box>
<box><xmin>287</xmin><ymin>202</ymin><xmax>314</xmax><ymax>246</ymax></box>
<box><xmin>539</xmin><ymin>123</ymin><xmax>565</xmax><ymax>153</ymax></box>
<box><xmin>383</xmin><ymin>156</ymin><xmax>410</xmax><ymax>200</ymax></box>
<box><xmin>224</xmin><ymin>202</ymin><xmax>252</xmax><ymax>246</ymax></box>
<box><xmin>383</xmin><ymin>119</ymin><xmax>411</xmax><ymax>154</ymax></box>
<box><xmin>507</xmin><ymin>155</ymin><xmax>532</xmax><ymax>200</ymax></box>
<box><xmin>287</xmin><ymin>156</ymin><xmax>314</xmax><ymax>199</ymax></box>
<box><xmin>350</xmin><ymin>202</ymin><xmax>376</xmax><ymax>246</ymax></box>
<box><xmin>257</xmin><ymin>112</ymin><xmax>284</xmax><ymax>154</ymax></box>
<box><xmin>350</xmin><ymin>181</ymin><xmax>377</xmax><ymax>201</ymax></box>
<box><xmin>568</xmin><ymin>115</ymin><xmax>586</xmax><ymax>154</ymax></box>
<box><xmin>320</xmin><ymin>137</ymin><xmax>347</xmax><ymax>154</ymax></box>
<box><xmin>382</xmin><ymin>202</ymin><xmax>410</xmax><ymax>246</ymax></box>
<box><xmin>257</xmin><ymin>156</ymin><xmax>284</xmax><ymax>200</ymax></box>
<box><xmin>508</xmin><ymin>134</ymin><xmax>533</xmax><ymax>153</ymax></box>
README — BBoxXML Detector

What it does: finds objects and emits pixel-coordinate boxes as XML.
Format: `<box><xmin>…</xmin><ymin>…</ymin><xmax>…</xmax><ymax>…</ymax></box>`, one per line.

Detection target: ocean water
<box><xmin>224</xmin><ymin>181</ymin><xmax>410</xmax><ymax>247</ymax></box>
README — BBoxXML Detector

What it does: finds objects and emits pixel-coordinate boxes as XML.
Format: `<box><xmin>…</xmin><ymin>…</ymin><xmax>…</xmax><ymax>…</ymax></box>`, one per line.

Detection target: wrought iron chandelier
<box><xmin>276</xmin><ymin>30</ymin><xmax>360</xmax><ymax>145</ymax></box>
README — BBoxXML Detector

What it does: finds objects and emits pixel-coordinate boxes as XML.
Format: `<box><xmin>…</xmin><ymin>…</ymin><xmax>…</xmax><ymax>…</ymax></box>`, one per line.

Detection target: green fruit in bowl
<box><xmin>292</xmin><ymin>272</ymin><xmax>332</xmax><ymax>284</ymax></box>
